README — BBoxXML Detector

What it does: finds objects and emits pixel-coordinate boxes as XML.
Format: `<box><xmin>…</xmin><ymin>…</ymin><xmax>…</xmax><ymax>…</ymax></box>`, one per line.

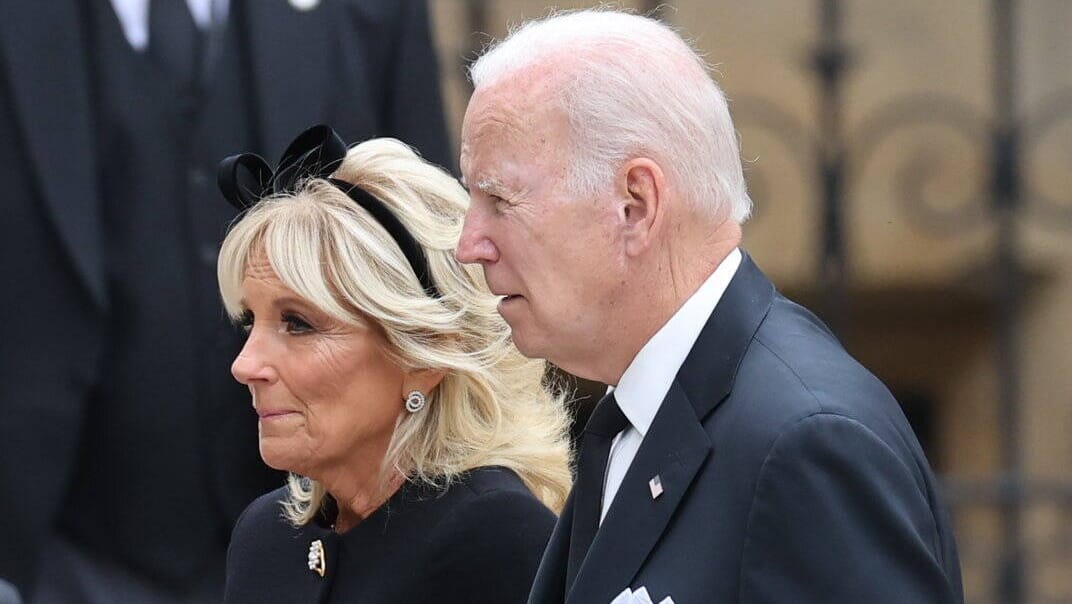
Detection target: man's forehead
<box><xmin>462</xmin><ymin>92</ymin><xmax>527</xmax><ymax>148</ymax></box>
<box><xmin>464</xmin><ymin>65</ymin><xmax>565</xmax><ymax>139</ymax></box>
<box><xmin>459</xmin><ymin>102</ymin><xmax>524</xmax><ymax>181</ymax></box>
<box><xmin>461</xmin><ymin>85</ymin><xmax>567</xmax><ymax>173</ymax></box>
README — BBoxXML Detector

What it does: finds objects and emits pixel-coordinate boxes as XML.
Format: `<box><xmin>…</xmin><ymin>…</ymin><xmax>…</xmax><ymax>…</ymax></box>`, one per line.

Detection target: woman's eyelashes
<box><xmin>236</xmin><ymin>309</ymin><xmax>315</xmax><ymax>335</ymax></box>
<box><xmin>238</xmin><ymin>309</ymin><xmax>254</xmax><ymax>333</ymax></box>
<box><xmin>279</xmin><ymin>312</ymin><xmax>314</xmax><ymax>335</ymax></box>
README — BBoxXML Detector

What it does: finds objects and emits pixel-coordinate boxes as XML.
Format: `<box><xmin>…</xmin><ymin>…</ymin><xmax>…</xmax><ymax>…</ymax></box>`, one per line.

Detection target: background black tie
<box><xmin>148</xmin><ymin>0</ymin><xmax>203</xmax><ymax>90</ymax></box>
<box><xmin>565</xmin><ymin>392</ymin><xmax>630</xmax><ymax>594</ymax></box>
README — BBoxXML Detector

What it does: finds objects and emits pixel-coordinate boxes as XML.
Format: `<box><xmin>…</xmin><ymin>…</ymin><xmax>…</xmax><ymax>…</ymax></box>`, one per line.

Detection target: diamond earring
<box><xmin>405</xmin><ymin>391</ymin><xmax>426</xmax><ymax>413</ymax></box>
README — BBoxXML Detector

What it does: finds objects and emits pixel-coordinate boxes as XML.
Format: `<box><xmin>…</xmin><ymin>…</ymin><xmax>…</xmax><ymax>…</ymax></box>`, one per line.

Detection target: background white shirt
<box><xmin>601</xmin><ymin>248</ymin><xmax>742</xmax><ymax>522</ymax></box>
<box><xmin>109</xmin><ymin>0</ymin><xmax>228</xmax><ymax>50</ymax></box>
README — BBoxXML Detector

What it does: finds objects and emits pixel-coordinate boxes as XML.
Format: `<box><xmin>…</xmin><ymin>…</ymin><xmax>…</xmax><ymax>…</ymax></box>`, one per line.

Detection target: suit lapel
<box><xmin>676</xmin><ymin>252</ymin><xmax>775</xmax><ymax>421</ymax></box>
<box><xmin>0</xmin><ymin>1</ymin><xmax>106</xmax><ymax>308</ymax></box>
<box><xmin>567</xmin><ymin>383</ymin><xmax>710</xmax><ymax>604</ymax></box>
<box><xmin>237</xmin><ymin>0</ymin><xmax>332</xmax><ymax>156</ymax></box>
<box><xmin>528</xmin><ymin>491</ymin><xmax>576</xmax><ymax>604</ymax></box>
<box><xmin>565</xmin><ymin>253</ymin><xmax>775</xmax><ymax>602</ymax></box>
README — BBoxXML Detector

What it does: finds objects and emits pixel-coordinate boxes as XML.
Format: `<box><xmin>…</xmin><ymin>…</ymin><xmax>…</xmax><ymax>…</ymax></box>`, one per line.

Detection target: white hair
<box><xmin>469</xmin><ymin>8</ymin><xmax>752</xmax><ymax>223</ymax></box>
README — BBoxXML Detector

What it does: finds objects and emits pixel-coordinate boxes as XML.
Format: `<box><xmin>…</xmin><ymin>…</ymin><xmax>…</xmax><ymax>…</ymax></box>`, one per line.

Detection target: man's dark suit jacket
<box><xmin>0</xmin><ymin>1</ymin><xmax>448</xmax><ymax>596</ymax></box>
<box><xmin>225</xmin><ymin>467</ymin><xmax>554</xmax><ymax>604</ymax></box>
<box><xmin>529</xmin><ymin>254</ymin><xmax>963</xmax><ymax>604</ymax></box>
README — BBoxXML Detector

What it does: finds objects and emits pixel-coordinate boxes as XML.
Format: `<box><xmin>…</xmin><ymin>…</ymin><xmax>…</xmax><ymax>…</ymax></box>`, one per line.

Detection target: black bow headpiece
<box><xmin>218</xmin><ymin>125</ymin><xmax>441</xmax><ymax>298</ymax></box>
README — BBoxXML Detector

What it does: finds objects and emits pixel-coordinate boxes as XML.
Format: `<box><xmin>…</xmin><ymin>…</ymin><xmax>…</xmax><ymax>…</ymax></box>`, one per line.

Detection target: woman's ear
<box><xmin>402</xmin><ymin>367</ymin><xmax>448</xmax><ymax>399</ymax></box>
<box><xmin>617</xmin><ymin>158</ymin><xmax>665</xmax><ymax>257</ymax></box>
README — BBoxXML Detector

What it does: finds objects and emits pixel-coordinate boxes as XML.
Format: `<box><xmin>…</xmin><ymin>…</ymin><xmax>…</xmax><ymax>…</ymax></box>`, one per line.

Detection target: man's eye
<box><xmin>281</xmin><ymin>312</ymin><xmax>314</xmax><ymax>334</ymax></box>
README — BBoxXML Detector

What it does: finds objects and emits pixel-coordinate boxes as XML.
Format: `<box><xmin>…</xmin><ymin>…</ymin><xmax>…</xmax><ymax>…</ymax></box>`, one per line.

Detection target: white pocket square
<box><xmin>609</xmin><ymin>586</ymin><xmax>675</xmax><ymax>604</ymax></box>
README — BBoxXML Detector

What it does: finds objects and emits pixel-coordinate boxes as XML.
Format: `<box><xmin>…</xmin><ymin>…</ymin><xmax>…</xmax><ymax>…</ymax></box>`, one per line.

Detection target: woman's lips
<box><xmin>257</xmin><ymin>410</ymin><xmax>299</xmax><ymax>420</ymax></box>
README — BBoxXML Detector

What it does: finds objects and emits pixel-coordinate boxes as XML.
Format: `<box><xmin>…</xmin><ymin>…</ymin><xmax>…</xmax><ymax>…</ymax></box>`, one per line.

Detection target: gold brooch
<box><xmin>307</xmin><ymin>539</ymin><xmax>326</xmax><ymax>577</ymax></box>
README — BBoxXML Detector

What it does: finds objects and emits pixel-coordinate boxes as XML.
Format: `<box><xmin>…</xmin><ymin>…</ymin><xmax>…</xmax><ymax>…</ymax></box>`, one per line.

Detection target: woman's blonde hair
<box><xmin>217</xmin><ymin>138</ymin><xmax>572</xmax><ymax>524</ymax></box>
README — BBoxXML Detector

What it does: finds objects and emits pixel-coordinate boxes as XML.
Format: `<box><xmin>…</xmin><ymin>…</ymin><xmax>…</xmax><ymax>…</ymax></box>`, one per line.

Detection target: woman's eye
<box><xmin>281</xmin><ymin>312</ymin><xmax>314</xmax><ymax>335</ymax></box>
<box><xmin>238</xmin><ymin>310</ymin><xmax>254</xmax><ymax>333</ymax></box>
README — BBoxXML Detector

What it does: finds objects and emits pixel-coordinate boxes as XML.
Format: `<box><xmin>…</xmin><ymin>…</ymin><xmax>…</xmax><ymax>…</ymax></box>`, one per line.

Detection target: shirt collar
<box><xmin>610</xmin><ymin>248</ymin><xmax>742</xmax><ymax>437</ymax></box>
<box><xmin>109</xmin><ymin>0</ymin><xmax>228</xmax><ymax>51</ymax></box>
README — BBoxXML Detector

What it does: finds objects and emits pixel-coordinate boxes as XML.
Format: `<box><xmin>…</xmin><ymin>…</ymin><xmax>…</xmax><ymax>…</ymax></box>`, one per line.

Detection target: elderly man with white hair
<box><xmin>456</xmin><ymin>8</ymin><xmax>963</xmax><ymax>604</ymax></box>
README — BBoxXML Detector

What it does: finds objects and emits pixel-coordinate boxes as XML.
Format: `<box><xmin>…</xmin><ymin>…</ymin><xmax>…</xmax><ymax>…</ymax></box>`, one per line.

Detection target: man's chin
<box><xmin>496</xmin><ymin>294</ymin><xmax>526</xmax><ymax>317</ymax></box>
<box><xmin>505</xmin><ymin>325</ymin><xmax>544</xmax><ymax>360</ymax></box>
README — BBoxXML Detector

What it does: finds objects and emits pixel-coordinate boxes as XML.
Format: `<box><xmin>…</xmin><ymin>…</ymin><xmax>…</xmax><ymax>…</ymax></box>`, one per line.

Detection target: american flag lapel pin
<box><xmin>649</xmin><ymin>475</ymin><xmax>664</xmax><ymax>500</ymax></box>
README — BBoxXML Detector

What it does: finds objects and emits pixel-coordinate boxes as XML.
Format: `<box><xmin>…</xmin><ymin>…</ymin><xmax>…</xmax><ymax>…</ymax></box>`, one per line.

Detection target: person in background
<box><xmin>456</xmin><ymin>8</ymin><xmax>963</xmax><ymax>604</ymax></box>
<box><xmin>217</xmin><ymin>125</ymin><xmax>570</xmax><ymax>603</ymax></box>
<box><xmin>0</xmin><ymin>1</ymin><xmax>449</xmax><ymax>602</ymax></box>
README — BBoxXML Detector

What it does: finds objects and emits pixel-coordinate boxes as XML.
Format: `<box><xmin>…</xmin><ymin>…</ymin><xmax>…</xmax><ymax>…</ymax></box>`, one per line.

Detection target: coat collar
<box><xmin>675</xmin><ymin>252</ymin><xmax>775</xmax><ymax>420</ymax></box>
<box><xmin>564</xmin><ymin>252</ymin><xmax>775</xmax><ymax>603</ymax></box>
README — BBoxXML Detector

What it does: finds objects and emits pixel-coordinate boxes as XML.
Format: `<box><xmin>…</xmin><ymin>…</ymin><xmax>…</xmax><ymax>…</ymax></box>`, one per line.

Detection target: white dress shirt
<box><xmin>109</xmin><ymin>0</ymin><xmax>227</xmax><ymax>50</ymax></box>
<box><xmin>600</xmin><ymin>248</ymin><xmax>742</xmax><ymax>522</ymax></box>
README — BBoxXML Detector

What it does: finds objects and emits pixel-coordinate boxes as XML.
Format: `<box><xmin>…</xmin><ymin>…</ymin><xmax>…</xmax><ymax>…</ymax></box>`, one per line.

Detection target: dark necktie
<box><xmin>565</xmin><ymin>392</ymin><xmax>630</xmax><ymax>593</ymax></box>
<box><xmin>148</xmin><ymin>0</ymin><xmax>203</xmax><ymax>90</ymax></box>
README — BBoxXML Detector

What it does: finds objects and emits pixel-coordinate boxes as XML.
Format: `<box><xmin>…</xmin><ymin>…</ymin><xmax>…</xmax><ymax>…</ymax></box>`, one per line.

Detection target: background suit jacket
<box><xmin>0</xmin><ymin>0</ymin><xmax>449</xmax><ymax>595</ymax></box>
<box><xmin>529</xmin><ymin>253</ymin><xmax>963</xmax><ymax>604</ymax></box>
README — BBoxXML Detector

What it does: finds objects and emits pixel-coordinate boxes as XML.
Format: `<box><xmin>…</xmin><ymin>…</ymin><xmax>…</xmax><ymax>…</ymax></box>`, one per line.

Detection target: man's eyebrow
<box><xmin>459</xmin><ymin>173</ymin><xmax>508</xmax><ymax>196</ymax></box>
<box><xmin>475</xmin><ymin>177</ymin><xmax>504</xmax><ymax>194</ymax></box>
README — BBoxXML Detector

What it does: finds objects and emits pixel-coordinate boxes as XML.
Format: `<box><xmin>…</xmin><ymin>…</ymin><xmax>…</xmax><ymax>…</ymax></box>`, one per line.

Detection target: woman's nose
<box><xmin>231</xmin><ymin>330</ymin><xmax>277</xmax><ymax>385</ymax></box>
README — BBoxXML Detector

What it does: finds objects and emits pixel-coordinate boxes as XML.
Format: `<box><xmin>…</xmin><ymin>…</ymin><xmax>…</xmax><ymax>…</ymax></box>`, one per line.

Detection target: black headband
<box><xmin>217</xmin><ymin>125</ymin><xmax>441</xmax><ymax>298</ymax></box>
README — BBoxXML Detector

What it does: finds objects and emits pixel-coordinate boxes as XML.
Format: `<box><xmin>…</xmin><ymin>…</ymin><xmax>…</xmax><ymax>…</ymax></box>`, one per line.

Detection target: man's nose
<box><xmin>455</xmin><ymin>209</ymin><xmax>500</xmax><ymax>265</ymax></box>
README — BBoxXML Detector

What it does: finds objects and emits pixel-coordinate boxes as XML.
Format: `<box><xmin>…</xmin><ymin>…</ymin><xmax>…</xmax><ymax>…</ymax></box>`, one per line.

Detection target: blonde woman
<box><xmin>216</xmin><ymin>126</ymin><xmax>571</xmax><ymax>604</ymax></box>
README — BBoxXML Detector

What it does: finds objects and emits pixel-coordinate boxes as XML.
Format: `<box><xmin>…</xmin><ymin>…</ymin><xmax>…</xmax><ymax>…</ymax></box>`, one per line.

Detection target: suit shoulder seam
<box><xmin>751</xmin><ymin>334</ymin><xmax>824</xmax><ymax>410</ymax></box>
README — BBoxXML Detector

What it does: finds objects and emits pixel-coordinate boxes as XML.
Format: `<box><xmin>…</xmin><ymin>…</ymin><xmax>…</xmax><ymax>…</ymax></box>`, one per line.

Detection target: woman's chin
<box><xmin>259</xmin><ymin>441</ymin><xmax>301</xmax><ymax>473</ymax></box>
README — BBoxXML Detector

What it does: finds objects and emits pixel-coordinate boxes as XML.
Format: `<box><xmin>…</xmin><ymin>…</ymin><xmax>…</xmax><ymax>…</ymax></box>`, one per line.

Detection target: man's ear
<box><xmin>617</xmin><ymin>158</ymin><xmax>665</xmax><ymax>257</ymax></box>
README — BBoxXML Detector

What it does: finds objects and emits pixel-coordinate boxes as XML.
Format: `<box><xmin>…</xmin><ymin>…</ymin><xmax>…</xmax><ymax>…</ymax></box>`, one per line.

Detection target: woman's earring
<box><xmin>405</xmin><ymin>391</ymin><xmax>426</xmax><ymax>413</ymax></box>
